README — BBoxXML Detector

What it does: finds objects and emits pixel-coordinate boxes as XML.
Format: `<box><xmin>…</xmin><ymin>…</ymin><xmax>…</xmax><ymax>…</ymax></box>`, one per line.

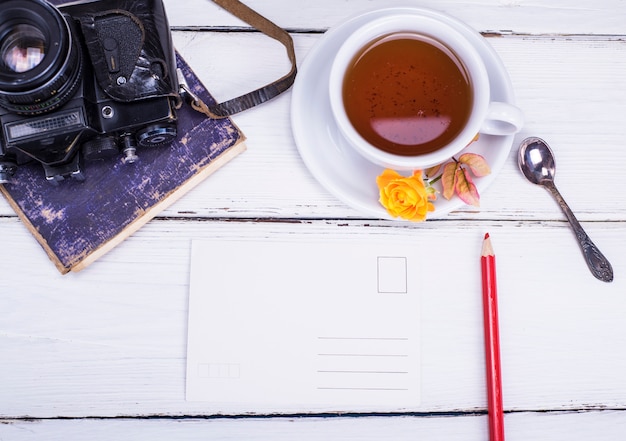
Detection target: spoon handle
<box><xmin>544</xmin><ymin>182</ymin><xmax>614</xmax><ymax>282</ymax></box>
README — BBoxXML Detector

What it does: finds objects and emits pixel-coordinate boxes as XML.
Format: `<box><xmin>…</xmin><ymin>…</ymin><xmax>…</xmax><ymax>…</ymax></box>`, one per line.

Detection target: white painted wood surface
<box><xmin>2</xmin><ymin>0</ymin><xmax>626</xmax><ymax>439</ymax></box>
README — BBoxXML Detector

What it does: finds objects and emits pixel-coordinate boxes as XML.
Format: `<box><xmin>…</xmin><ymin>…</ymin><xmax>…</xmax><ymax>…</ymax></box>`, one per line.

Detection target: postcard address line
<box><xmin>316</xmin><ymin>336</ymin><xmax>413</xmax><ymax>391</ymax></box>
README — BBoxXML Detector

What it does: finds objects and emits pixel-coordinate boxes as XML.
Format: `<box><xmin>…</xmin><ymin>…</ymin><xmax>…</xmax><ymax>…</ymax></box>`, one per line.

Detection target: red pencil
<box><xmin>481</xmin><ymin>233</ymin><xmax>505</xmax><ymax>441</ymax></box>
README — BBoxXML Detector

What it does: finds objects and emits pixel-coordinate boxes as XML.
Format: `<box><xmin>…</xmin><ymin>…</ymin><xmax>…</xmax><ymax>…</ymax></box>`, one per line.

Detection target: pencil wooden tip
<box><xmin>482</xmin><ymin>233</ymin><xmax>494</xmax><ymax>257</ymax></box>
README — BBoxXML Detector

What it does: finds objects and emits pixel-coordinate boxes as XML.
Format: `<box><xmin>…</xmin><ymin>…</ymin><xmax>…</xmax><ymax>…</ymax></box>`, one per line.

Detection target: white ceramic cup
<box><xmin>328</xmin><ymin>11</ymin><xmax>524</xmax><ymax>170</ymax></box>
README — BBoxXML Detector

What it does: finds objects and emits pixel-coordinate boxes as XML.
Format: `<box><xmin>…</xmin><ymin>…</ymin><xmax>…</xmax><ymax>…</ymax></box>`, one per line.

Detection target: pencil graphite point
<box><xmin>484</xmin><ymin>232</ymin><xmax>490</xmax><ymax>240</ymax></box>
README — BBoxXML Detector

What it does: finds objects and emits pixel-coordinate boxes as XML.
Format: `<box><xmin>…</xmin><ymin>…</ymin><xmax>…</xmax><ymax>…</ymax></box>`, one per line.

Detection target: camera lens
<box><xmin>0</xmin><ymin>0</ymin><xmax>82</xmax><ymax>115</ymax></box>
<box><xmin>1</xmin><ymin>24</ymin><xmax>46</xmax><ymax>73</ymax></box>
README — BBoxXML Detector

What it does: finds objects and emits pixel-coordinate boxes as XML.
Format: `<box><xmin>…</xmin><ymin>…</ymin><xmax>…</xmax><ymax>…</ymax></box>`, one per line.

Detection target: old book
<box><xmin>0</xmin><ymin>54</ymin><xmax>246</xmax><ymax>274</ymax></box>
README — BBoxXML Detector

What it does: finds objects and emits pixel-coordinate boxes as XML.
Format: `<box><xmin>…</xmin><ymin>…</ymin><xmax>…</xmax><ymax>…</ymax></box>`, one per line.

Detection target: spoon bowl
<box><xmin>518</xmin><ymin>137</ymin><xmax>614</xmax><ymax>282</ymax></box>
<box><xmin>518</xmin><ymin>137</ymin><xmax>556</xmax><ymax>185</ymax></box>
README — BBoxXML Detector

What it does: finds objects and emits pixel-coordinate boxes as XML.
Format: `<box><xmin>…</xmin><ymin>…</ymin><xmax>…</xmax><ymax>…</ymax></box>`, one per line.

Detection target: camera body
<box><xmin>0</xmin><ymin>0</ymin><xmax>180</xmax><ymax>183</ymax></box>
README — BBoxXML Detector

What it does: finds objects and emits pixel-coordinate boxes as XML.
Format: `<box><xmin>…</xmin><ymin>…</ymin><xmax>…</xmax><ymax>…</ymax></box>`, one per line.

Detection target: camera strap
<box><xmin>181</xmin><ymin>0</ymin><xmax>297</xmax><ymax>119</ymax></box>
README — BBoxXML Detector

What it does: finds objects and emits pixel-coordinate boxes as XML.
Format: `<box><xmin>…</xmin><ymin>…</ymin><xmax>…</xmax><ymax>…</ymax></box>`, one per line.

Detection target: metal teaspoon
<box><xmin>518</xmin><ymin>137</ymin><xmax>614</xmax><ymax>282</ymax></box>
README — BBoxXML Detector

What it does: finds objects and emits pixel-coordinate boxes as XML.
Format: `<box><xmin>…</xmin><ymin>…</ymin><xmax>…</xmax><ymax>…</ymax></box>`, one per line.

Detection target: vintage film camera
<box><xmin>0</xmin><ymin>0</ymin><xmax>182</xmax><ymax>183</ymax></box>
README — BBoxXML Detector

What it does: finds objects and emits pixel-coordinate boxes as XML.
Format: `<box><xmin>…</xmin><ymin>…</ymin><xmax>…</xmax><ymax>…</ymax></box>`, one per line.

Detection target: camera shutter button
<box><xmin>103</xmin><ymin>37</ymin><xmax>120</xmax><ymax>74</ymax></box>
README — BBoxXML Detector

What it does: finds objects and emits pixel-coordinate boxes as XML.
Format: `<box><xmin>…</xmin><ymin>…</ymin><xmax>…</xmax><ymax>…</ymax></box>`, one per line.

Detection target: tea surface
<box><xmin>342</xmin><ymin>33</ymin><xmax>472</xmax><ymax>156</ymax></box>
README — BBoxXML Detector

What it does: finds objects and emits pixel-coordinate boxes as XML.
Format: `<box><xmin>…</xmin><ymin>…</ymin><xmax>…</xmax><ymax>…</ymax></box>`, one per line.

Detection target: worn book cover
<box><xmin>0</xmin><ymin>53</ymin><xmax>246</xmax><ymax>274</ymax></box>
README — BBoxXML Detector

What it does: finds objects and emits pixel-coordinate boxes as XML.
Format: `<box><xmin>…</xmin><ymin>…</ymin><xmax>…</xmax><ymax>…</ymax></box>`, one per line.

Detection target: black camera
<box><xmin>0</xmin><ymin>0</ymin><xmax>181</xmax><ymax>183</ymax></box>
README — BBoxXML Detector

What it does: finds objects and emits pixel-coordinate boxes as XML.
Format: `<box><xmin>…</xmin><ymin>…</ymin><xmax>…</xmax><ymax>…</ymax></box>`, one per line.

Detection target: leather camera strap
<box><xmin>185</xmin><ymin>0</ymin><xmax>297</xmax><ymax>119</ymax></box>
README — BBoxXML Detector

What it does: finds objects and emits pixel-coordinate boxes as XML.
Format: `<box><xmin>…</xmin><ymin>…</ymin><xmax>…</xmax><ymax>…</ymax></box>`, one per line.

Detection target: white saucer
<box><xmin>291</xmin><ymin>6</ymin><xmax>517</xmax><ymax>220</ymax></box>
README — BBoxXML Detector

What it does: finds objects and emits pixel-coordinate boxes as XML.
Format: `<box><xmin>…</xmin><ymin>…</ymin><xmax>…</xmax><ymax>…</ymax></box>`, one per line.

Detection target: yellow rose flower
<box><xmin>376</xmin><ymin>169</ymin><xmax>436</xmax><ymax>222</ymax></box>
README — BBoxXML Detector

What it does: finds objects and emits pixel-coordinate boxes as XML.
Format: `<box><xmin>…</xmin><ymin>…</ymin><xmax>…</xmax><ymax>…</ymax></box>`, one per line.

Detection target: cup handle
<box><xmin>480</xmin><ymin>101</ymin><xmax>524</xmax><ymax>136</ymax></box>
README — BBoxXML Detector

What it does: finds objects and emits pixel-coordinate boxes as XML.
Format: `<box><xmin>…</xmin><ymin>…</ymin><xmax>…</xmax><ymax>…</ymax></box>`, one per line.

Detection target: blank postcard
<box><xmin>186</xmin><ymin>239</ymin><xmax>422</xmax><ymax>408</ymax></box>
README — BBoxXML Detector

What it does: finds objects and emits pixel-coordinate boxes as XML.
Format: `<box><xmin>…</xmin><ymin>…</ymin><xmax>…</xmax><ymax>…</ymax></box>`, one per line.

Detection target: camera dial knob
<box><xmin>137</xmin><ymin>124</ymin><xmax>177</xmax><ymax>148</ymax></box>
<box><xmin>82</xmin><ymin>136</ymin><xmax>119</xmax><ymax>161</ymax></box>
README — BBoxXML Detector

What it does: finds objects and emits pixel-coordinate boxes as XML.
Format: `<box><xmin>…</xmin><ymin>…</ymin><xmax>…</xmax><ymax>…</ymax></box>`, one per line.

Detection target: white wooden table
<box><xmin>2</xmin><ymin>0</ymin><xmax>626</xmax><ymax>439</ymax></box>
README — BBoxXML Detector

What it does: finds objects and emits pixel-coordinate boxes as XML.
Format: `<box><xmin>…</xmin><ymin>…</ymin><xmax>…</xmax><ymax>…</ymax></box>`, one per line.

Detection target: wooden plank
<box><xmin>2</xmin><ymin>33</ymin><xmax>625</xmax><ymax>221</ymax></box>
<box><xmin>1</xmin><ymin>219</ymin><xmax>623</xmax><ymax>417</ymax></box>
<box><xmin>2</xmin><ymin>411</ymin><xmax>626</xmax><ymax>441</ymax></box>
<box><xmin>160</xmin><ymin>33</ymin><xmax>626</xmax><ymax>221</ymax></box>
<box><xmin>164</xmin><ymin>0</ymin><xmax>626</xmax><ymax>36</ymax></box>
<box><xmin>0</xmin><ymin>54</ymin><xmax>245</xmax><ymax>274</ymax></box>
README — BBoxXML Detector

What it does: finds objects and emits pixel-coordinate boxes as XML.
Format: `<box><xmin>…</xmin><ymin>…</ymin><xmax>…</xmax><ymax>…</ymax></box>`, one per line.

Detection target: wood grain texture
<box><xmin>162</xmin><ymin>32</ymin><xmax>626</xmax><ymax>221</ymax></box>
<box><xmin>164</xmin><ymin>0</ymin><xmax>626</xmax><ymax>35</ymax></box>
<box><xmin>1</xmin><ymin>34</ymin><xmax>625</xmax><ymax>221</ymax></box>
<box><xmin>1</xmin><ymin>219</ymin><xmax>624</xmax><ymax>418</ymax></box>
<box><xmin>2</xmin><ymin>411</ymin><xmax>626</xmax><ymax>441</ymax></box>
<box><xmin>1</xmin><ymin>0</ymin><xmax>626</xmax><ymax>438</ymax></box>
